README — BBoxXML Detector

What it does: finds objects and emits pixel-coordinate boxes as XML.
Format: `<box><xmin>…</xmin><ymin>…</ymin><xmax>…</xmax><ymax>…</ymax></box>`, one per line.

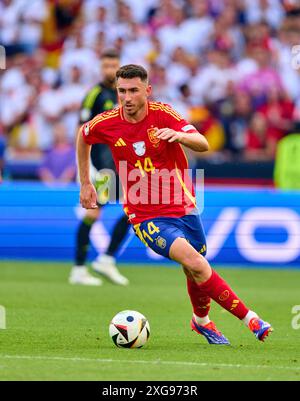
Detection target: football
<box><xmin>109</xmin><ymin>310</ymin><xmax>150</xmax><ymax>348</ymax></box>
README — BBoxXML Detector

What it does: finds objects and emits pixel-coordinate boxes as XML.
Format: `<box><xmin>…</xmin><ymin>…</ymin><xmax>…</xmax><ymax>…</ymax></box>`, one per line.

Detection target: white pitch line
<box><xmin>0</xmin><ymin>355</ymin><xmax>299</xmax><ymax>372</ymax></box>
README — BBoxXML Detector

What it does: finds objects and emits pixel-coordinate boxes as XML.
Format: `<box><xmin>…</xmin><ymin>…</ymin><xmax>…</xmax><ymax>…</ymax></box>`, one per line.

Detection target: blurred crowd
<box><xmin>1</xmin><ymin>0</ymin><xmax>300</xmax><ymax>182</ymax></box>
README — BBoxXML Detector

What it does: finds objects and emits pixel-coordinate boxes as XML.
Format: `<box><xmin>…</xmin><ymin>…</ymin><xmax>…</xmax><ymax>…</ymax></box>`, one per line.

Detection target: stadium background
<box><xmin>1</xmin><ymin>0</ymin><xmax>300</xmax><ymax>267</ymax></box>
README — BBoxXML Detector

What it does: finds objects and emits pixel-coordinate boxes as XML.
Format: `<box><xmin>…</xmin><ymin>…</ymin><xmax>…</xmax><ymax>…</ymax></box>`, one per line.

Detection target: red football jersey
<box><xmin>82</xmin><ymin>101</ymin><xmax>200</xmax><ymax>225</ymax></box>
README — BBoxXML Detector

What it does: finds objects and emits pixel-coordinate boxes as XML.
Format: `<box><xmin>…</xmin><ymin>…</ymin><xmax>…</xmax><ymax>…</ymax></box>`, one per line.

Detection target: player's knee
<box><xmin>185</xmin><ymin>254</ymin><xmax>205</xmax><ymax>275</ymax></box>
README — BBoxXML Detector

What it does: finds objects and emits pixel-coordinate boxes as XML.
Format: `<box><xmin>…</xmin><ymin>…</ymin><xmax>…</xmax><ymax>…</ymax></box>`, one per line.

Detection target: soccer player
<box><xmin>69</xmin><ymin>49</ymin><xmax>129</xmax><ymax>286</ymax></box>
<box><xmin>77</xmin><ymin>64</ymin><xmax>273</xmax><ymax>344</ymax></box>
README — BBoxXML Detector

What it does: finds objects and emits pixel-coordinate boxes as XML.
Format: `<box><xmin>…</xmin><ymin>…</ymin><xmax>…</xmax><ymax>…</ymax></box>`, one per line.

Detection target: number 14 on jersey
<box><xmin>134</xmin><ymin>157</ymin><xmax>155</xmax><ymax>177</ymax></box>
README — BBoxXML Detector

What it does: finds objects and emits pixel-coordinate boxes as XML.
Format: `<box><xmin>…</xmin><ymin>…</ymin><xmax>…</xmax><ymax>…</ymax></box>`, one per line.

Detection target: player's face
<box><xmin>101</xmin><ymin>57</ymin><xmax>120</xmax><ymax>84</ymax></box>
<box><xmin>116</xmin><ymin>77</ymin><xmax>152</xmax><ymax>116</ymax></box>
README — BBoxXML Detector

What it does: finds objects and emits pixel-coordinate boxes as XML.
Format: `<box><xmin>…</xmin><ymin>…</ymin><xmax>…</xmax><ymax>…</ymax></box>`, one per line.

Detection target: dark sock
<box><xmin>106</xmin><ymin>214</ymin><xmax>129</xmax><ymax>257</ymax></box>
<box><xmin>75</xmin><ymin>217</ymin><xmax>96</xmax><ymax>266</ymax></box>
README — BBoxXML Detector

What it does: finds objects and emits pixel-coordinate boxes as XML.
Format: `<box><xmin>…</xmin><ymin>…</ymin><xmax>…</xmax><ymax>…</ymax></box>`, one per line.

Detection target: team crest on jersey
<box><xmin>147</xmin><ymin>127</ymin><xmax>160</xmax><ymax>148</ymax></box>
<box><xmin>133</xmin><ymin>141</ymin><xmax>146</xmax><ymax>156</ymax></box>
<box><xmin>156</xmin><ymin>236</ymin><xmax>167</xmax><ymax>249</ymax></box>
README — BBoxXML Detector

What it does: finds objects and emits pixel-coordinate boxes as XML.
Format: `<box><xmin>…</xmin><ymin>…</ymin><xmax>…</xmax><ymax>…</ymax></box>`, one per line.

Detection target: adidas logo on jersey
<box><xmin>115</xmin><ymin>138</ymin><xmax>127</xmax><ymax>147</ymax></box>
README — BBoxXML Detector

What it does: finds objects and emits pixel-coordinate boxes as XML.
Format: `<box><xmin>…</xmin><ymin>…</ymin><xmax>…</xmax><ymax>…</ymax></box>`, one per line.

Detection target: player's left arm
<box><xmin>155</xmin><ymin>127</ymin><xmax>209</xmax><ymax>152</ymax></box>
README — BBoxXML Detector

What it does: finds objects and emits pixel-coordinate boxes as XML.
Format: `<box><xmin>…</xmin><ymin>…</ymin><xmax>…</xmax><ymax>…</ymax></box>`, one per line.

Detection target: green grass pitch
<box><xmin>0</xmin><ymin>261</ymin><xmax>300</xmax><ymax>381</ymax></box>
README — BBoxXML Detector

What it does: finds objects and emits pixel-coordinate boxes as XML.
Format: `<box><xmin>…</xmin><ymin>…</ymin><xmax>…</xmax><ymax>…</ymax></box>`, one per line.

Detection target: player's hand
<box><xmin>80</xmin><ymin>182</ymin><xmax>98</xmax><ymax>209</ymax></box>
<box><xmin>155</xmin><ymin>128</ymin><xmax>183</xmax><ymax>143</ymax></box>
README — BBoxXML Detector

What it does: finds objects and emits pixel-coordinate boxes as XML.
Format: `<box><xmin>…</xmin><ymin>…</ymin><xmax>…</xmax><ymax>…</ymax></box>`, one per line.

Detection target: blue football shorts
<box><xmin>134</xmin><ymin>214</ymin><xmax>207</xmax><ymax>259</ymax></box>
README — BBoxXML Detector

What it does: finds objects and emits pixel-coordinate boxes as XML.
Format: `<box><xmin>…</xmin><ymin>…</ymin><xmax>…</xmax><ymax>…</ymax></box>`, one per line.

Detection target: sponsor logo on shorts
<box><xmin>156</xmin><ymin>236</ymin><xmax>167</xmax><ymax>249</ymax></box>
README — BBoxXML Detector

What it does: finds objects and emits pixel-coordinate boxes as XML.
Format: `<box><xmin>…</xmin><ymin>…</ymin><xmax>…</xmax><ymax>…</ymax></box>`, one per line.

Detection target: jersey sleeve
<box><xmin>81</xmin><ymin>115</ymin><xmax>109</xmax><ymax>145</ymax></box>
<box><xmin>161</xmin><ymin>104</ymin><xmax>199</xmax><ymax>134</ymax></box>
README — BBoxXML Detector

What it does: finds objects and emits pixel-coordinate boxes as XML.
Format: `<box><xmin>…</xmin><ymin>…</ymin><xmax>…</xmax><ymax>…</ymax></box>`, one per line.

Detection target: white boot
<box><xmin>92</xmin><ymin>255</ymin><xmax>129</xmax><ymax>286</ymax></box>
<box><xmin>69</xmin><ymin>266</ymin><xmax>102</xmax><ymax>286</ymax></box>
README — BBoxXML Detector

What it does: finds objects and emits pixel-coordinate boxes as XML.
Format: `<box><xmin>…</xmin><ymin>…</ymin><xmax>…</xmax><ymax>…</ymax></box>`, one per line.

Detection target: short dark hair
<box><xmin>101</xmin><ymin>48</ymin><xmax>120</xmax><ymax>60</ymax></box>
<box><xmin>116</xmin><ymin>64</ymin><xmax>148</xmax><ymax>82</ymax></box>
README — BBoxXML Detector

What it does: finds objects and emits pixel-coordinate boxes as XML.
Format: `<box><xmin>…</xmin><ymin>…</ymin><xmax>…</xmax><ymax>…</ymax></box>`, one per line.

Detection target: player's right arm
<box><xmin>77</xmin><ymin>125</ymin><xmax>98</xmax><ymax>209</ymax></box>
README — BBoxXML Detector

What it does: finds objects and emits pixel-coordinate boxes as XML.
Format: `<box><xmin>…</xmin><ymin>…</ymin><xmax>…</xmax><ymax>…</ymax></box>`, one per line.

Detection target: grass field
<box><xmin>0</xmin><ymin>261</ymin><xmax>300</xmax><ymax>381</ymax></box>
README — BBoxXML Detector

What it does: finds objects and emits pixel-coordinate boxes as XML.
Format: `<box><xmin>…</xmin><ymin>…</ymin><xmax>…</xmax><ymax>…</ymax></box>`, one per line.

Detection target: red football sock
<box><xmin>197</xmin><ymin>270</ymin><xmax>249</xmax><ymax>320</ymax></box>
<box><xmin>187</xmin><ymin>277</ymin><xmax>211</xmax><ymax>318</ymax></box>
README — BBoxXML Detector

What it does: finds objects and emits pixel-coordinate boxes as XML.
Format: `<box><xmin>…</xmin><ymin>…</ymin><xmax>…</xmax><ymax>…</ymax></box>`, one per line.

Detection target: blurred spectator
<box><xmin>212</xmin><ymin>4</ymin><xmax>245</xmax><ymax>61</ymax></box>
<box><xmin>156</xmin><ymin>5</ymin><xmax>189</xmax><ymax>56</ymax></box>
<box><xmin>5</xmin><ymin>110</ymin><xmax>44</xmax><ymax>161</ymax></box>
<box><xmin>275</xmin><ymin>20</ymin><xmax>300</xmax><ymax>100</ymax></box>
<box><xmin>171</xmin><ymin>82</ymin><xmax>193</xmax><ymax>117</ymax></box>
<box><xmin>150</xmin><ymin>62</ymin><xmax>178</xmax><ymax>103</ymax></box>
<box><xmin>0</xmin><ymin>0</ymin><xmax>48</xmax><ymax>55</ymax></box>
<box><xmin>258</xmin><ymin>87</ymin><xmax>295</xmax><ymax>140</ymax></box>
<box><xmin>244</xmin><ymin>112</ymin><xmax>279</xmax><ymax>161</ymax></box>
<box><xmin>219</xmin><ymin>90</ymin><xmax>253</xmax><ymax>157</ymax></box>
<box><xmin>121</xmin><ymin>21</ymin><xmax>153</xmax><ymax>65</ymax></box>
<box><xmin>38</xmin><ymin>122</ymin><xmax>76</xmax><ymax>183</ymax></box>
<box><xmin>148</xmin><ymin>0</ymin><xmax>179</xmax><ymax>33</ymax></box>
<box><xmin>60</xmin><ymin>28</ymin><xmax>99</xmax><ymax>85</ymax></box>
<box><xmin>178</xmin><ymin>0</ymin><xmax>214</xmax><ymax>54</ymax></box>
<box><xmin>244</xmin><ymin>0</ymin><xmax>285</xmax><ymax>29</ymax></box>
<box><xmin>191</xmin><ymin>48</ymin><xmax>236</xmax><ymax>105</ymax></box>
<box><xmin>166</xmin><ymin>47</ymin><xmax>192</xmax><ymax>87</ymax></box>
<box><xmin>239</xmin><ymin>44</ymin><xmax>284</xmax><ymax>107</ymax></box>
<box><xmin>60</xmin><ymin>65</ymin><xmax>87</xmax><ymax>141</ymax></box>
<box><xmin>124</xmin><ymin>0</ymin><xmax>159</xmax><ymax>24</ymax></box>
<box><xmin>189</xmin><ymin>105</ymin><xmax>226</xmax><ymax>154</ymax></box>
